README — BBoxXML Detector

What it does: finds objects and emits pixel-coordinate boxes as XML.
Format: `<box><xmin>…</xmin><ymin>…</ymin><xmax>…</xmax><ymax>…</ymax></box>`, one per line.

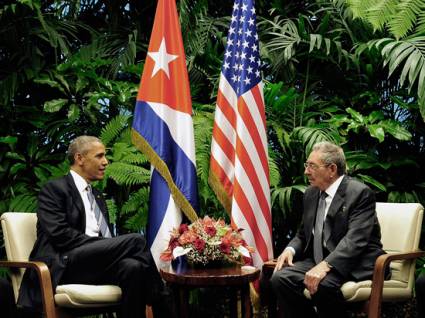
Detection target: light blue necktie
<box><xmin>313</xmin><ymin>192</ymin><xmax>328</xmax><ymax>264</ymax></box>
<box><xmin>86</xmin><ymin>185</ymin><xmax>112</xmax><ymax>238</ymax></box>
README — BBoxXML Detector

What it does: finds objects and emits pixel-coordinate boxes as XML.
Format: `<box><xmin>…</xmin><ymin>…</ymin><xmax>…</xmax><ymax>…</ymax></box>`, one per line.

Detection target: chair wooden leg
<box><xmin>146</xmin><ymin>305</ymin><xmax>153</xmax><ymax>318</ymax></box>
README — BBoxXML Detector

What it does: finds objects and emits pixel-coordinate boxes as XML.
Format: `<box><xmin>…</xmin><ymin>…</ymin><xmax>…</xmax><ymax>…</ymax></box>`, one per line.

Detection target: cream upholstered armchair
<box><xmin>0</xmin><ymin>212</ymin><xmax>151</xmax><ymax>318</ymax></box>
<box><xmin>263</xmin><ymin>202</ymin><xmax>425</xmax><ymax>318</ymax></box>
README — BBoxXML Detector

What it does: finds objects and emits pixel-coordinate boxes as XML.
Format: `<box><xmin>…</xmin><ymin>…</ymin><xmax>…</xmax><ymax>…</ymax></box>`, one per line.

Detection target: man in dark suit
<box><xmin>18</xmin><ymin>136</ymin><xmax>172</xmax><ymax>318</ymax></box>
<box><xmin>271</xmin><ymin>141</ymin><xmax>386</xmax><ymax>318</ymax></box>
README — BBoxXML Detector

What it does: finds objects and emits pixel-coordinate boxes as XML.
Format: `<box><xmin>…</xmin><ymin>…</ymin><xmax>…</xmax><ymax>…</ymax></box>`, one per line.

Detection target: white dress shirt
<box><xmin>70</xmin><ymin>170</ymin><xmax>100</xmax><ymax>237</ymax></box>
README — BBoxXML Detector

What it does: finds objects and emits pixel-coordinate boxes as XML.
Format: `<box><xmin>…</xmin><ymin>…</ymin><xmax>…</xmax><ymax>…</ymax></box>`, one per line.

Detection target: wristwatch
<box><xmin>324</xmin><ymin>260</ymin><xmax>333</xmax><ymax>269</ymax></box>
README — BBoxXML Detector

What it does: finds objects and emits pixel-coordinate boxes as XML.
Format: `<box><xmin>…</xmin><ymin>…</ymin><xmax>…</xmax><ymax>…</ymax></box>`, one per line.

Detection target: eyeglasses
<box><xmin>303</xmin><ymin>162</ymin><xmax>330</xmax><ymax>170</ymax></box>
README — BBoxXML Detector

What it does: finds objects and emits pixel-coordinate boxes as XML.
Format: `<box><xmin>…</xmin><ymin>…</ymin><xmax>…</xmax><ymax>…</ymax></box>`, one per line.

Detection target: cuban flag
<box><xmin>132</xmin><ymin>0</ymin><xmax>199</xmax><ymax>268</ymax></box>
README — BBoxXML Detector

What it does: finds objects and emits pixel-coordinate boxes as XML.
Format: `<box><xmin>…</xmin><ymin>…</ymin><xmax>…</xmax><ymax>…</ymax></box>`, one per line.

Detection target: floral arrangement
<box><xmin>160</xmin><ymin>216</ymin><xmax>254</xmax><ymax>266</ymax></box>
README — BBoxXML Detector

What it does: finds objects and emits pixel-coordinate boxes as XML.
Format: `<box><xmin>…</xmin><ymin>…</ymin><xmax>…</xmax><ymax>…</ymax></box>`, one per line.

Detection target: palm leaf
<box><xmin>367</xmin><ymin>37</ymin><xmax>425</xmax><ymax>120</ymax></box>
<box><xmin>291</xmin><ymin>127</ymin><xmax>339</xmax><ymax>155</ymax></box>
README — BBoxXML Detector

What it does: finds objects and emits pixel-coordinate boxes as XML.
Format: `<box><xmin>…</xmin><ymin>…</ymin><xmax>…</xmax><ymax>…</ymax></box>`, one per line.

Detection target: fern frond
<box><xmin>121</xmin><ymin>153</ymin><xmax>148</xmax><ymax>165</ymax></box>
<box><xmin>268</xmin><ymin>155</ymin><xmax>281</xmax><ymax>187</ymax></box>
<box><xmin>105</xmin><ymin>199</ymin><xmax>117</xmax><ymax>225</ymax></box>
<box><xmin>100</xmin><ymin>114</ymin><xmax>131</xmax><ymax>146</ymax></box>
<box><xmin>105</xmin><ymin>162</ymin><xmax>150</xmax><ymax>186</ymax></box>
<box><xmin>121</xmin><ymin>188</ymin><xmax>149</xmax><ymax>215</ymax></box>
<box><xmin>388</xmin><ymin>0</ymin><xmax>424</xmax><ymax>39</ymax></box>
<box><xmin>366</xmin><ymin>0</ymin><xmax>398</xmax><ymax>31</ymax></box>
<box><xmin>346</xmin><ymin>0</ymin><xmax>377</xmax><ymax>19</ymax></box>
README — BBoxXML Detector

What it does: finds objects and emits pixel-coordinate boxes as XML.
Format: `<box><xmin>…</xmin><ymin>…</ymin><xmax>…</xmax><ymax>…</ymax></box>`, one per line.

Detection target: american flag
<box><xmin>132</xmin><ymin>0</ymin><xmax>199</xmax><ymax>268</ymax></box>
<box><xmin>209</xmin><ymin>0</ymin><xmax>273</xmax><ymax>269</ymax></box>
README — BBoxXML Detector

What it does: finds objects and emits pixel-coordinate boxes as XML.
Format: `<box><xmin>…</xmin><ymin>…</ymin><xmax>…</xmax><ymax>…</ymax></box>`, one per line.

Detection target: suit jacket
<box><xmin>288</xmin><ymin>176</ymin><xmax>385</xmax><ymax>280</ymax></box>
<box><xmin>18</xmin><ymin>173</ymin><xmax>112</xmax><ymax>310</ymax></box>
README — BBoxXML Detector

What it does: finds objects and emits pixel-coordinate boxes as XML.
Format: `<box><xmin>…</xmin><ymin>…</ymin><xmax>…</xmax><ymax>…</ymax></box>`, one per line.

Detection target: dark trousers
<box><xmin>270</xmin><ymin>258</ymin><xmax>349</xmax><ymax>318</ymax></box>
<box><xmin>60</xmin><ymin>233</ymin><xmax>163</xmax><ymax>318</ymax></box>
<box><xmin>0</xmin><ymin>277</ymin><xmax>16</xmax><ymax>318</ymax></box>
<box><xmin>416</xmin><ymin>274</ymin><xmax>425</xmax><ymax>318</ymax></box>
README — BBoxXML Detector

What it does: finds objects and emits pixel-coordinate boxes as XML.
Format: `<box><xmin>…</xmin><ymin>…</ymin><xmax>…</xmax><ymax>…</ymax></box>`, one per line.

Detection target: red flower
<box><xmin>179</xmin><ymin>223</ymin><xmax>189</xmax><ymax>234</ymax></box>
<box><xmin>193</xmin><ymin>238</ymin><xmax>206</xmax><ymax>252</ymax></box>
<box><xmin>220</xmin><ymin>238</ymin><xmax>231</xmax><ymax>254</ymax></box>
<box><xmin>242</xmin><ymin>256</ymin><xmax>252</xmax><ymax>265</ymax></box>
<box><xmin>169</xmin><ymin>237</ymin><xmax>180</xmax><ymax>250</ymax></box>
<box><xmin>205</xmin><ymin>225</ymin><xmax>216</xmax><ymax>237</ymax></box>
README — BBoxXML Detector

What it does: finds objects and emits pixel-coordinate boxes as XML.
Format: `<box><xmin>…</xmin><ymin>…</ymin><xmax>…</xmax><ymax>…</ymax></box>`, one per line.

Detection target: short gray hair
<box><xmin>67</xmin><ymin>136</ymin><xmax>102</xmax><ymax>164</ymax></box>
<box><xmin>312</xmin><ymin>141</ymin><xmax>346</xmax><ymax>176</ymax></box>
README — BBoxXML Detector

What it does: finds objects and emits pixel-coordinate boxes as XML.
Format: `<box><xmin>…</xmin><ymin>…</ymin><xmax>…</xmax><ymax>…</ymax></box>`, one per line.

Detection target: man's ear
<box><xmin>74</xmin><ymin>152</ymin><xmax>84</xmax><ymax>166</ymax></box>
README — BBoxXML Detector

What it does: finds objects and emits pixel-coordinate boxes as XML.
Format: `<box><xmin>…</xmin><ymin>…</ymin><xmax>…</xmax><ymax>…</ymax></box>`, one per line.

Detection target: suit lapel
<box><xmin>65</xmin><ymin>174</ymin><xmax>86</xmax><ymax>229</ymax></box>
<box><xmin>304</xmin><ymin>188</ymin><xmax>320</xmax><ymax>242</ymax></box>
<box><xmin>324</xmin><ymin>176</ymin><xmax>348</xmax><ymax>243</ymax></box>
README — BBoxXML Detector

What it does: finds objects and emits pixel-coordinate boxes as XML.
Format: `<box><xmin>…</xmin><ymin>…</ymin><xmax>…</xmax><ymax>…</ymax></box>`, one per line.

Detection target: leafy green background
<box><xmin>1</xmin><ymin>0</ymin><xmax>425</xmax><ymax>286</ymax></box>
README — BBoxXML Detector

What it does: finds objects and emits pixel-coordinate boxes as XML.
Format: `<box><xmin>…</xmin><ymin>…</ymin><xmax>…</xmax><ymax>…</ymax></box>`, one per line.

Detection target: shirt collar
<box><xmin>70</xmin><ymin>170</ymin><xmax>89</xmax><ymax>193</ymax></box>
<box><xmin>324</xmin><ymin>175</ymin><xmax>344</xmax><ymax>199</ymax></box>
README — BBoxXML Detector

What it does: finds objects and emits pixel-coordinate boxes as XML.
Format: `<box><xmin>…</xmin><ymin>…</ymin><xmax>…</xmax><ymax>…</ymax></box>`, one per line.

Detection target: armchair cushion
<box><xmin>55</xmin><ymin>284</ymin><xmax>122</xmax><ymax>307</ymax></box>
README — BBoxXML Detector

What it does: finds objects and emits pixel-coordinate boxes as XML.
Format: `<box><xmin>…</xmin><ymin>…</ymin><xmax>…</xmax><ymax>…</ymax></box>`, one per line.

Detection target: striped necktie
<box><xmin>86</xmin><ymin>185</ymin><xmax>112</xmax><ymax>238</ymax></box>
<box><xmin>313</xmin><ymin>191</ymin><xmax>328</xmax><ymax>264</ymax></box>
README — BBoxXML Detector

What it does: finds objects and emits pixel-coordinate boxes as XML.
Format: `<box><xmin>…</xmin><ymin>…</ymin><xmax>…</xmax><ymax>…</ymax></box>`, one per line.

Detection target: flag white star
<box><xmin>147</xmin><ymin>38</ymin><xmax>178</xmax><ymax>78</ymax></box>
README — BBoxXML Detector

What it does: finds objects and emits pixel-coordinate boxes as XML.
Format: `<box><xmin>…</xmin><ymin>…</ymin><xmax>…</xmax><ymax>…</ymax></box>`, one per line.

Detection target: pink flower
<box><xmin>179</xmin><ymin>223</ymin><xmax>189</xmax><ymax>234</ymax></box>
<box><xmin>179</xmin><ymin>230</ymin><xmax>197</xmax><ymax>245</ymax></box>
<box><xmin>193</xmin><ymin>238</ymin><xmax>206</xmax><ymax>252</ymax></box>
<box><xmin>205</xmin><ymin>225</ymin><xmax>216</xmax><ymax>237</ymax></box>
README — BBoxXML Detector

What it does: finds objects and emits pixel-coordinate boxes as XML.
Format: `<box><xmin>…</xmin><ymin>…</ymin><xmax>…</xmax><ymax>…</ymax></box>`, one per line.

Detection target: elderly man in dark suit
<box><xmin>271</xmin><ymin>141</ymin><xmax>386</xmax><ymax>318</ymax></box>
<box><xmin>18</xmin><ymin>136</ymin><xmax>172</xmax><ymax>318</ymax></box>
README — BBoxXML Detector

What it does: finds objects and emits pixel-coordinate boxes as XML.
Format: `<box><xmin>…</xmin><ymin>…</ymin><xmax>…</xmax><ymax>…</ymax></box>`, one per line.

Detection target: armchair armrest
<box><xmin>262</xmin><ymin>260</ymin><xmax>277</xmax><ymax>278</ymax></box>
<box><xmin>0</xmin><ymin>260</ymin><xmax>56</xmax><ymax>318</ymax></box>
<box><xmin>368</xmin><ymin>250</ymin><xmax>425</xmax><ymax>318</ymax></box>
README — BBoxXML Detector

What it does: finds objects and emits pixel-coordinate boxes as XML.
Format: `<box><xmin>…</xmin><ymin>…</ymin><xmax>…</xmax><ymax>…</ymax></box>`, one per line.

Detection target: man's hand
<box><xmin>304</xmin><ymin>261</ymin><xmax>332</xmax><ymax>295</ymax></box>
<box><xmin>274</xmin><ymin>248</ymin><xmax>294</xmax><ymax>272</ymax></box>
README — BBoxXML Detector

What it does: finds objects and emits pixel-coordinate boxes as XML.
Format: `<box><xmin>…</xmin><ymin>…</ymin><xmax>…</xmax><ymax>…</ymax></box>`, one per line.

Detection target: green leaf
<box><xmin>346</xmin><ymin>108</ymin><xmax>364</xmax><ymax>123</ymax></box>
<box><xmin>6</xmin><ymin>152</ymin><xmax>25</xmax><ymax>161</ymax></box>
<box><xmin>10</xmin><ymin>163</ymin><xmax>26</xmax><ymax>175</ymax></box>
<box><xmin>381</xmin><ymin>120</ymin><xmax>412</xmax><ymax>141</ymax></box>
<box><xmin>44</xmin><ymin>98</ymin><xmax>68</xmax><ymax>112</ymax></box>
<box><xmin>67</xmin><ymin>104</ymin><xmax>80</xmax><ymax>121</ymax></box>
<box><xmin>368</xmin><ymin>125</ymin><xmax>385</xmax><ymax>142</ymax></box>
<box><xmin>0</xmin><ymin>136</ymin><xmax>18</xmax><ymax>144</ymax></box>
<box><xmin>356</xmin><ymin>174</ymin><xmax>387</xmax><ymax>191</ymax></box>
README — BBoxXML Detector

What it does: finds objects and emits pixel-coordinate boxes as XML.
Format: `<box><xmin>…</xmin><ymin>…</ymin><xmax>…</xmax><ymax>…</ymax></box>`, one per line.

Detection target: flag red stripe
<box><xmin>237</xmin><ymin>96</ymin><xmax>270</xmax><ymax>183</ymax></box>
<box><xmin>235</xmin><ymin>135</ymin><xmax>272</xmax><ymax>231</ymax></box>
<box><xmin>210</xmin><ymin>156</ymin><xmax>233</xmax><ymax>198</ymax></box>
<box><xmin>217</xmin><ymin>89</ymin><xmax>237</xmax><ymax>129</ymax></box>
<box><xmin>233</xmin><ymin>179</ymin><xmax>269</xmax><ymax>260</ymax></box>
<box><xmin>212</xmin><ymin>122</ymin><xmax>235</xmax><ymax>165</ymax></box>
<box><xmin>251</xmin><ymin>85</ymin><xmax>267</xmax><ymax>131</ymax></box>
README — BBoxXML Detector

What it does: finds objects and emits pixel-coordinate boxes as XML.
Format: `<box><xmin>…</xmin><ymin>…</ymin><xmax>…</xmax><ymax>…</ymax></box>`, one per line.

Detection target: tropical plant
<box><xmin>345</xmin><ymin>0</ymin><xmax>425</xmax><ymax>120</ymax></box>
